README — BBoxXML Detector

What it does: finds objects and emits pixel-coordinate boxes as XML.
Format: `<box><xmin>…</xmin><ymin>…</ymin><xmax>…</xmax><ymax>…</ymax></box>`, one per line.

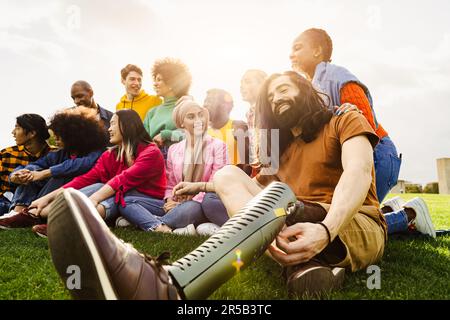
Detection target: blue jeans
<box><xmin>159</xmin><ymin>193</ymin><xmax>230</xmax><ymax>229</ymax></box>
<box><xmin>159</xmin><ymin>200</ymin><xmax>207</xmax><ymax>229</ymax></box>
<box><xmin>201</xmin><ymin>193</ymin><xmax>230</xmax><ymax>226</ymax></box>
<box><xmin>10</xmin><ymin>177</ymin><xmax>72</xmax><ymax>209</ymax></box>
<box><xmin>0</xmin><ymin>195</ymin><xmax>11</xmax><ymax>215</ymax></box>
<box><xmin>374</xmin><ymin>136</ymin><xmax>402</xmax><ymax>203</ymax></box>
<box><xmin>78</xmin><ymin>183</ymin><xmax>119</xmax><ymax>222</ymax></box>
<box><xmin>79</xmin><ymin>183</ymin><xmax>165</xmax><ymax>231</ymax></box>
<box><xmin>384</xmin><ymin>209</ymin><xmax>409</xmax><ymax>234</ymax></box>
<box><xmin>119</xmin><ymin>196</ymin><xmax>165</xmax><ymax>231</ymax></box>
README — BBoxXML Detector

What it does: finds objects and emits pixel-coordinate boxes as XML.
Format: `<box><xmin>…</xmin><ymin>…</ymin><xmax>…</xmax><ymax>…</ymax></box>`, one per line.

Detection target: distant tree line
<box><xmin>405</xmin><ymin>182</ymin><xmax>439</xmax><ymax>194</ymax></box>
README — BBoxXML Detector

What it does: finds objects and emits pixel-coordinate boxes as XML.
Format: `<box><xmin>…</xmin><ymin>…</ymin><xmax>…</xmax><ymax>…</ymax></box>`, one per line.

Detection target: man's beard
<box><xmin>273</xmin><ymin>98</ymin><xmax>302</xmax><ymax>129</ymax></box>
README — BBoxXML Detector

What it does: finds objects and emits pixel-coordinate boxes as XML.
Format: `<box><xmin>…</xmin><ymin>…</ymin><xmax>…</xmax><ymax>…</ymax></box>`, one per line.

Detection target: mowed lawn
<box><xmin>0</xmin><ymin>193</ymin><xmax>448</xmax><ymax>300</ymax></box>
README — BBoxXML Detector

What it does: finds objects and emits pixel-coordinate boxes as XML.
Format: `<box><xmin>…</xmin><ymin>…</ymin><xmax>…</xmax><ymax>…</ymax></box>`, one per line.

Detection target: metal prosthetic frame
<box><xmin>166</xmin><ymin>181</ymin><xmax>297</xmax><ymax>300</ymax></box>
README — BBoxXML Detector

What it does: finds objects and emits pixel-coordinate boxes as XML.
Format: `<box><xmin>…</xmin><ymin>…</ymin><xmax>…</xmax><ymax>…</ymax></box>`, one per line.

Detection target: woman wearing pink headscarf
<box><xmin>157</xmin><ymin>97</ymin><xmax>229</xmax><ymax>234</ymax></box>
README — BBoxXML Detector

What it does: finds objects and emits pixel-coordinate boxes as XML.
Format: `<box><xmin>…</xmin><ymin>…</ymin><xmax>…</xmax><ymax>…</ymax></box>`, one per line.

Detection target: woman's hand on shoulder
<box><xmin>334</xmin><ymin>103</ymin><xmax>362</xmax><ymax>116</ymax></box>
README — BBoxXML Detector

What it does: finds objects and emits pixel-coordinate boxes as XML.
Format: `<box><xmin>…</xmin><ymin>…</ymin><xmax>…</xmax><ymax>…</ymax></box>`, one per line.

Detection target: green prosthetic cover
<box><xmin>167</xmin><ymin>181</ymin><xmax>297</xmax><ymax>300</ymax></box>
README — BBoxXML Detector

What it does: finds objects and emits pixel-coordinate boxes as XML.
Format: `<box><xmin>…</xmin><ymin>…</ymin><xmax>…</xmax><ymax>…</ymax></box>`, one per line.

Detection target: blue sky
<box><xmin>1</xmin><ymin>0</ymin><xmax>449</xmax><ymax>184</ymax></box>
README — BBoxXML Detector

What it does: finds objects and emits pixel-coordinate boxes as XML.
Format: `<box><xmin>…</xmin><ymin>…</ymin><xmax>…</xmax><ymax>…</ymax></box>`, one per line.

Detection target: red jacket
<box><xmin>64</xmin><ymin>143</ymin><xmax>166</xmax><ymax>205</ymax></box>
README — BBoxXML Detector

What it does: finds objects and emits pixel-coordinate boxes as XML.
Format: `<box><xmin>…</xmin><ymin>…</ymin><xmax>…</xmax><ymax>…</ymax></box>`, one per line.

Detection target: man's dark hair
<box><xmin>16</xmin><ymin>114</ymin><xmax>50</xmax><ymax>142</ymax></box>
<box><xmin>152</xmin><ymin>57</ymin><xmax>192</xmax><ymax>98</ymax></box>
<box><xmin>301</xmin><ymin>28</ymin><xmax>333</xmax><ymax>63</ymax></box>
<box><xmin>121</xmin><ymin>64</ymin><xmax>143</xmax><ymax>80</ymax></box>
<box><xmin>48</xmin><ymin>107</ymin><xmax>108</xmax><ymax>156</ymax></box>
<box><xmin>256</xmin><ymin>71</ymin><xmax>333</xmax><ymax>157</ymax></box>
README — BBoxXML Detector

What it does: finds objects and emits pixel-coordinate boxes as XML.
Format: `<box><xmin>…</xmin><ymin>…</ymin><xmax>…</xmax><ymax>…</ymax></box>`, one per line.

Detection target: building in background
<box><xmin>437</xmin><ymin>158</ymin><xmax>450</xmax><ymax>195</ymax></box>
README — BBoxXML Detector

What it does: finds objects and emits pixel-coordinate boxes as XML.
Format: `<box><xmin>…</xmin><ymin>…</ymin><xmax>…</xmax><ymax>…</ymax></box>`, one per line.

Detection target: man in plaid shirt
<box><xmin>0</xmin><ymin>114</ymin><xmax>52</xmax><ymax>215</ymax></box>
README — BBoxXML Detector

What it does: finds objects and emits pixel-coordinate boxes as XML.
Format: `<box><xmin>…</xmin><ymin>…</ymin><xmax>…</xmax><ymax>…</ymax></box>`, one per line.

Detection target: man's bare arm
<box><xmin>322</xmin><ymin>135</ymin><xmax>374</xmax><ymax>240</ymax></box>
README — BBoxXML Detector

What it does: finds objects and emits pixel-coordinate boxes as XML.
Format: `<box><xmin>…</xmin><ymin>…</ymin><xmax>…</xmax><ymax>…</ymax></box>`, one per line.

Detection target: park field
<box><xmin>0</xmin><ymin>193</ymin><xmax>448</xmax><ymax>300</ymax></box>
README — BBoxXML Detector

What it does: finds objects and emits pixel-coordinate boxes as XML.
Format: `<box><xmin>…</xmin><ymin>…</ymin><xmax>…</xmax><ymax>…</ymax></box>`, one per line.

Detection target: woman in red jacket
<box><xmin>6</xmin><ymin>109</ymin><xmax>168</xmax><ymax>236</ymax></box>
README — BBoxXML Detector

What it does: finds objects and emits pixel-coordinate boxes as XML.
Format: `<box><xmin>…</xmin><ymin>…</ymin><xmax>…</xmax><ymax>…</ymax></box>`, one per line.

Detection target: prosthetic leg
<box><xmin>167</xmin><ymin>181</ymin><xmax>297</xmax><ymax>300</ymax></box>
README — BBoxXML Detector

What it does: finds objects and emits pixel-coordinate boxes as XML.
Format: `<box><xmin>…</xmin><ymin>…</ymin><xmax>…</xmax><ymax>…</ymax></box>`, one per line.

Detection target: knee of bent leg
<box><xmin>213</xmin><ymin>165</ymin><xmax>242</xmax><ymax>192</ymax></box>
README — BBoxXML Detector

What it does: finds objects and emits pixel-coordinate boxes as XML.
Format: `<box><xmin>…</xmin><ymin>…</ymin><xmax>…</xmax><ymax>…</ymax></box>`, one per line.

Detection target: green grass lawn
<box><xmin>0</xmin><ymin>193</ymin><xmax>449</xmax><ymax>300</ymax></box>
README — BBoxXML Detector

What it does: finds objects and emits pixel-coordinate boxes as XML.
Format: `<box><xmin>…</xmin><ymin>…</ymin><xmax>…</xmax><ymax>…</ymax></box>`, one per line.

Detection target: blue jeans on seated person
<box><xmin>374</xmin><ymin>136</ymin><xmax>402</xmax><ymax>203</ymax></box>
<box><xmin>78</xmin><ymin>183</ymin><xmax>165</xmax><ymax>231</ymax></box>
<box><xmin>10</xmin><ymin>177</ymin><xmax>72</xmax><ymax>209</ymax></box>
<box><xmin>119</xmin><ymin>196</ymin><xmax>165</xmax><ymax>231</ymax></box>
<box><xmin>201</xmin><ymin>193</ymin><xmax>230</xmax><ymax>226</ymax></box>
<box><xmin>0</xmin><ymin>195</ymin><xmax>12</xmax><ymax>215</ymax></box>
<box><xmin>159</xmin><ymin>193</ymin><xmax>230</xmax><ymax>229</ymax></box>
<box><xmin>384</xmin><ymin>209</ymin><xmax>409</xmax><ymax>234</ymax></box>
<box><xmin>159</xmin><ymin>200</ymin><xmax>207</xmax><ymax>229</ymax></box>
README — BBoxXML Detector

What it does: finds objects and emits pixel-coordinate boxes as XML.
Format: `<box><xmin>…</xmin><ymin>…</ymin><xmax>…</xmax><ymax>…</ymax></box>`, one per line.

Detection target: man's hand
<box><xmin>172</xmin><ymin>182</ymin><xmax>205</xmax><ymax>197</ymax></box>
<box><xmin>10</xmin><ymin>169</ymin><xmax>33</xmax><ymax>185</ymax></box>
<box><xmin>268</xmin><ymin>222</ymin><xmax>330</xmax><ymax>266</ymax></box>
<box><xmin>153</xmin><ymin>134</ymin><xmax>164</xmax><ymax>147</ymax></box>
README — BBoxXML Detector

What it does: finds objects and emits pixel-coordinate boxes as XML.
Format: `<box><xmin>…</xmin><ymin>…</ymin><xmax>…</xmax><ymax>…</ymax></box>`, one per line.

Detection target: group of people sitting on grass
<box><xmin>0</xmin><ymin>28</ymin><xmax>437</xmax><ymax>299</ymax></box>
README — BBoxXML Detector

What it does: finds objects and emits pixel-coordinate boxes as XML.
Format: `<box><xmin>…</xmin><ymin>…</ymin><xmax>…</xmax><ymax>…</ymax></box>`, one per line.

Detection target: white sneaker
<box><xmin>173</xmin><ymin>224</ymin><xmax>197</xmax><ymax>236</ymax></box>
<box><xmin>196</xmin><ymin>223</ymin><xmax>220</xmax><ymax>236</ymax></box>
<box><xmin>0</xmin><ymin>211</ymin><xmax>19</xmax><ymax>219</ymax></box>
<box><xmin>403</xmin><ymin>197</ymin><xmax>436</xmax><ymax>238</ymax></box>
<box><xmin>382</xmin><ymin>196</ymin><xmax>406</xmax><ymax>212</ymax></box>
<box><xmin>115</xmin><ymin>217</ymin><xmax>131</xmax><ymax>228</ymax></box>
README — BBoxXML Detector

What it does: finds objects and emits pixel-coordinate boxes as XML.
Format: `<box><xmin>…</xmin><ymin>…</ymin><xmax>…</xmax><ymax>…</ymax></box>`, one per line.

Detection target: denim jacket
<box><xmin>12</xmin><ymin>149</ymin><xmax>103</xmax><ymax>179</ymax></box>
<box><xmin>312</xmin><ymin>62</ymin><xmax>379</xmax><ymax>129</ymax></box>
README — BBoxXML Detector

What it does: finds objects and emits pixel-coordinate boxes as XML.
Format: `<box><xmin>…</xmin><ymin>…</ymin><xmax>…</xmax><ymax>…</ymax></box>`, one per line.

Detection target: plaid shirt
<box><xmin>0</xmin><ymin>144</ymin><xmax>52</xmax><ymax>196</ymax></box>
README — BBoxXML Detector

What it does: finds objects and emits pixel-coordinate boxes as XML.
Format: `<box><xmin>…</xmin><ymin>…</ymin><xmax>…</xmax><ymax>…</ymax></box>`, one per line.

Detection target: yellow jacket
<box><xmin>116</xmin><ymin>90</ymin><xmax>162</xmax><ymax>121</ymax></box>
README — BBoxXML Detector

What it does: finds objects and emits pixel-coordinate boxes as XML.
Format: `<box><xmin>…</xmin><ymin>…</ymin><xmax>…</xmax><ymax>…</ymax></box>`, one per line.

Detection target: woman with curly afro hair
<box><xmin>3</xmin><ymin>107</ymin><xmax>108</xmax><ymax>223</ymax></box>
<box><xmin>143</xmin><ymin>57</ymin><xmax>192</xmax><ymax>159</ymax></box>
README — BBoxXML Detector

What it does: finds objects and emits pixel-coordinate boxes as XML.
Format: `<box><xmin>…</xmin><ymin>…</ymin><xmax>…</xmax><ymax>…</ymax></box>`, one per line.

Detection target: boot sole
<box><xmin>47</xmin><ymin>189</ymin><xmax>117</xmax><ymax>300</ymax></box>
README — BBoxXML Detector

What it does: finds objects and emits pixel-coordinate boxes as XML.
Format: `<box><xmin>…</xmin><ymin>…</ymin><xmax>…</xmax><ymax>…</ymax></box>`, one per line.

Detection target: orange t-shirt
<box><xmin>256</xmin><ymin>112</ymin><xmax>380</xmax><ymax>207</ymax></box>
<box><xmin>340</xmin><ymin>82</ymin><xmax>388</xmax><ymax>140</ymax></box>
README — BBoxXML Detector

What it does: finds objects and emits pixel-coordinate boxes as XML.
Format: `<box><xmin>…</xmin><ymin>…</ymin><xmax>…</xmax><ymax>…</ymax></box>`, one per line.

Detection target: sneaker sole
<box><xmin>34</xmin><ymin>231</ymin><xmax>47</xmax><ymax>238</ymax></box>
<box><xmin>48</xmin><ymin>189</ymin><xmax>117</xmax><ymax>300</ymax></box>
<box><xmin>288</xmin><ymin>266</ymin><xmax>345</xmax><ymax>298</ymax></box>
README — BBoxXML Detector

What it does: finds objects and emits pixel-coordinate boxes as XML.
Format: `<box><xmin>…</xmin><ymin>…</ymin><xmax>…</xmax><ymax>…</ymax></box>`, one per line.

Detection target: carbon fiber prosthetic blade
<box><xmin>166</xmin><ymin>181</ymin><xmax>297</xmax><ymax>300</ymax></box>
